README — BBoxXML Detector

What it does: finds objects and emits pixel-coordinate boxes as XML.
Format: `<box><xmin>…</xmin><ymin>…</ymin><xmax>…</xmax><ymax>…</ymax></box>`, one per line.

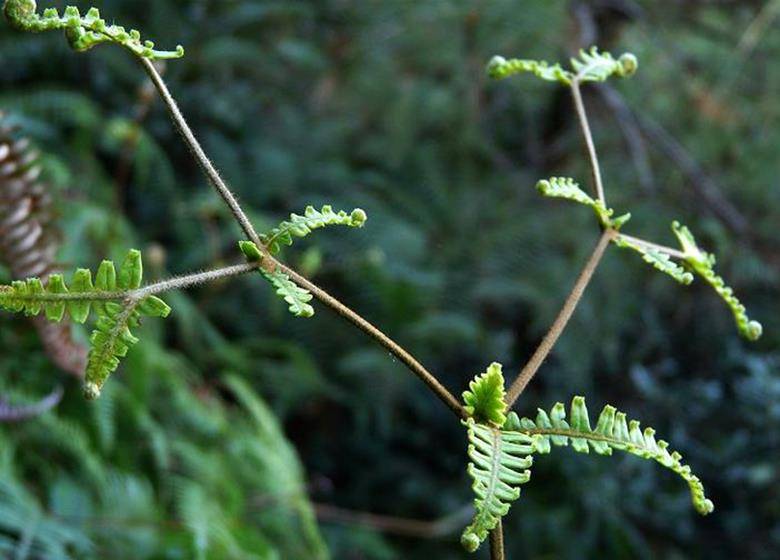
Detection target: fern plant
<box><xmin>1</xmin><ymin>3</ymin><xmax>767</xmax><ymax>558</ymax></box>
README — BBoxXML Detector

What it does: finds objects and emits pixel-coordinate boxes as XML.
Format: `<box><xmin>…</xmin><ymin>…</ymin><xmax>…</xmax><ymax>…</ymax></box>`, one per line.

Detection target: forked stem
<box><xmin>139</xmin><ymin>57</ymin><xmax>465</xmax><ymax>419</ymax></box>
<box><xmin>506</xmin><ymin>229</ymin><xmax>614</xmax><ymax>406</ymax></box>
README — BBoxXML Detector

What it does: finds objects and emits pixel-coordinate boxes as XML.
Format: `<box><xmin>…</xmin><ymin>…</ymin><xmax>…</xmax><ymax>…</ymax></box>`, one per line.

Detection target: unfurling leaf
<box><xmin>462</xmin><ymin>362</ymin><xmax>507</xmax><ymax>427</ymax></box>
<box><xmin>262</xmin><ymin>205</ymin><xmax>367</xmax><ymax>255</ymax></box>
<box><xmin>3</xmin><ymin>0</ymin><xmax>184</xmax><ymax>59</ymax></box>
<box><xmin>535</xmin><ymin>177</ymin><xmax>630</xmax><ymax>229</ymax></box>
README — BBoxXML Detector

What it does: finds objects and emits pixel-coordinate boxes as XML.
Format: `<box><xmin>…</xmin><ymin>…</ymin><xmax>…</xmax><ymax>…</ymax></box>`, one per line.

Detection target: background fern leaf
<box><xmin>517</xmin><ymin>396</ymin><xmax>714</xmax><ymax>515</ymax></box>
<box><xmin>461</xmin><ymin>419</ymin><xmax>535</xmax><ymax>552</ymax></box>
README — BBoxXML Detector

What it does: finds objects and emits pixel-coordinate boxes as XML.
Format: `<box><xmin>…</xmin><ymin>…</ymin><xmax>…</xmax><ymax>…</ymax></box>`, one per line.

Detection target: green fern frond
<box><xmin>516</xmin><ymin>396</ymin><xmax>714</xmax><ymax>516</ymax></box>
<box><xmin>239</xmin><ymin>241</ymin><xmax>315</xmax><ymax>318</ymax></box>
<box><xmin>261</xmin><ymin>269</ymin><xmax>315</xmax><ymax>318</ymax></box>
<box><xmin>262</xmin><ymin>205</ymin><xmax>367</xmax><ymax>255</ymax></box>
<box><xmin>3</xmin><ymin>0</ymin><xmax>184</xmax><ymax>60</ymax></box>
<box><xmin>0</xmin><ymin>250</ymin><xmax>170</xmax><ymax>325</ymax></box>
<box><xmin>487</xmin><ymin>46</ymin><xmax>637</xmax><ymax>86</ymax></box>
<box><xmin>461</xmin><ymin>419</ymin><xmax>535</xmax><ymax>552</ymax></box>
<box><xmin>462</xmin><ymin>362</ymin><xmax>507</xmax><ymax>427</ymax></box>
<box><xmin>570</xmin><ymin>46</ymin><xmax>638</xmax><ymax>83</ymax></box>
<box><xmin>487</xmin><ymin>55</ymin><xmax>570</xmax><ymax>84</ymax></box>
<box><xmin>614</xmin><ymin>236</ymin><xmax>694</xmax><ymax>285</ymax></box>
<box><xmin>671</xmin><ymin>222</ymin><xmax>762</xmax><ymax>340</ymax></box>
<box><xmin>536</xmin><ymin>177</ymin><xmax>631</xmax><ymax>229</ymax></box>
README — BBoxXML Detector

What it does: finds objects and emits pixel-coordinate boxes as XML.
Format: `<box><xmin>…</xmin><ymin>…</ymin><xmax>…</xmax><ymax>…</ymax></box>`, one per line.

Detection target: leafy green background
<box><xmin>0</xmin><ymin>0</ymin><xmax>778</xmax><ymax>558</ymax></box>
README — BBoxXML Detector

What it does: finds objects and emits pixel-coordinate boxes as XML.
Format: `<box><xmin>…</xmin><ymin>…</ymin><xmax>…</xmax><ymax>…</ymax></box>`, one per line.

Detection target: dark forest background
<box><xmin>0</xmin><ymin>1</ymin><xmax>778</xmax><ymax>558</ymax></box>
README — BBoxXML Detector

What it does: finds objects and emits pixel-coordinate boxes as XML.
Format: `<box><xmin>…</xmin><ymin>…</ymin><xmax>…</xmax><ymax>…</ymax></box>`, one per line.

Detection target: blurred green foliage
<box><xmin>0</xmin><ymin>0</ymin><xmax>778</xmax><ymax>558</ymax></box>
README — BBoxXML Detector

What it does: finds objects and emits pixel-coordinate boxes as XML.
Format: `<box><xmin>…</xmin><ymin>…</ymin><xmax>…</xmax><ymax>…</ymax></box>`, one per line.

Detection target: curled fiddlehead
<box><xmin>3</xmin><ymin>0</ymin><xmax>184</xmax><ymax>60</ymax></box>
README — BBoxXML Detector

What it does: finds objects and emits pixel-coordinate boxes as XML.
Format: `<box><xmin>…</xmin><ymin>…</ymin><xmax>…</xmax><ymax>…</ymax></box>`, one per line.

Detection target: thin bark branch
<box><xmin>506</xmin><ymin>229</ymin><xmax>615</xmax><ymax>406</ymax></box>
<box><xmin>138</xmin><ymin>58</ymin><xmax>262</xmax><ymax>247</ymax></box>
<box><xmin>276</xmin><ymin>262</ymin><xmax>465</xmax><ymax>418</ymax></box>
<box><xmin>489</xmin><ymin>520</ymin><xmax>505</xmax><ymax>560</ymax></box>
<box><xmin>571</xmin><ymin>79</ymin><xmax>607</xmax><ymax>204</ymax></box>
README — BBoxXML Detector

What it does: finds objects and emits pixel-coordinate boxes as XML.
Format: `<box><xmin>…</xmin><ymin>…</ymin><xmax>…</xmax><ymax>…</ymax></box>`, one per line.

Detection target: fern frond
<box><xmin>3</xmin><ymin>0</ymin><xmax>184</xmax><ymax>60</ymax></box>
<box><xmin>261</xmin><ymin>269</ymin><xmax>314</xmax><ymax>318</ymax></box>
<box><xmin>461</xmin><ymin>419</ymin><xmax>535</xmax><ymax>552</ymax></box>
<box><xmin>0</xmin><ymin>250</ymin><xmax>170</xmax><ymax>325</ymax></box>
<box><xmin>462</xmin><ymin>362</ymin><xmax>507</xmax><ymax>426</ymax></box>
<box><xmin>83</xmin><ymin>250</ymin><xmax>171</xmax><ymax>399</ymax></box>
<box><xmin>570</xmin><ymin>47</ymin><xmax>638</xmax><ymax>83</ymax></box>
<box><xmin>261</xmin><ymin>205</ymin><xmax>367</xmax><ymax>255</ymax></box>
<box><xmin>536</xmin><ymin>177</ymin><xmax>631</xmax><ymax>229</ymax></box>
<box><xmin>487</xmin><ymin>55</ymin><xmax>570</xmax><ymax>84</ymax></box>
<box><xmin>671</xmin><ymin>221</ymin><xmax>762</xmax><ymax>340</ymax></box>
<box><xmin>239</xmin><ymin>241</ymin><xmax>316</xmax><ymax>318</ymax></box>
<box><xmin>516</xmin><ymin>396</ymin><xmax>714</xmax><ymax>516</ymax></box>
<box><xmin>614</xmin><ymin>236</ymin><xmax>694</xmax><ymax>285</ymax></box>
<box><xmin>487</xmin><ymin>47</ymin><xmax>637</xmax><ymax>86</ymax></box>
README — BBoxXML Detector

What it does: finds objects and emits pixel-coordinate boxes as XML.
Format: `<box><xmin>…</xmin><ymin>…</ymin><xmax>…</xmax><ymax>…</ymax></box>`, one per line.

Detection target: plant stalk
<box><xmin>506</xmin><ymin>229</ymin><xmax>614</xmax><ymax>406</ymax></box>
<box><xmin>571</xmin><ymin>79</ymin><xmax>606</xmax><ymax>205</ymax></box>
<box><xmin>489</xmin><ymin>520</ymin><xmax>505</xmax><ymax>560</ymax></box>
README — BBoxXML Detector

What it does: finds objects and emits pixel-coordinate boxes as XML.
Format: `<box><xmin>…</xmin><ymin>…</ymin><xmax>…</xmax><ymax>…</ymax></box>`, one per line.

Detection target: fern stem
<box><xmin>276</xmin><ymin>262</ymin><xmax>465</xmax><ymax>418</ymax></box>
<box><xmin>616</xmin><ymin>233</ymin><xmax>687</xmax><ymax>260</ymax></box>
<box><xmin>489</xmin><ymin>520</ymin><xmax>505</xmax><ymax>560</ymax></box>
<box><xmin>506</xmin><ymin>229</ymin><xmax>615</xmax><ymax>406</ymax></box>
<box><xmin>138</xmin><ymin>58</ymin><xmax>462</xmax><ymax>417</ymax></box>
<box><xmin>136</xmin><ymin>262</ymin><xmax>259</xmax><ymax>298</ymax></box>
<box><xmin>138</xmin><ymin>58</ymin><xmax>262</xmax><ymax>247</ymax></box>
<box><xmin>571</xmin><ymin>79</ymin><xmax>606</xmax><ymax>205</ymax></box>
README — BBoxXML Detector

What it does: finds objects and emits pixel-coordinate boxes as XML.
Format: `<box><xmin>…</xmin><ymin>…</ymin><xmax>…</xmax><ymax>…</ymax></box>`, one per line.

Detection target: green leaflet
<box><xmin>261</xmin><ymin>268</ymin><xmax>314</xmax><ymax>318</ymax></box>
<box><xmin>0</xmin><ymin>249</ymin><xmax>171</xmax><ymax>397</ymax></box>
<box><xmin>535</xmin><ymin>177</ymin><xmax>631</xmax><ymax>229</ymax></box>
<box><xmin>3</xmin><ymin>1</ymin><xmax>184</xmax><ymax>60</ymax></box>
<box><xmin>614</xmin><ymin>236</ymin><xmax>694</xmax><ymax>285</ymax></box>
<box><xmin>671</xmin><ymin>222</ymin><xmax>762</xmax><ymax>341</ymax></box>
<box><xmin>516</xmin><ymin>396</ymin><xmax>714</xmax><ymax>516</ymax></box>
<box><xmin>461</xmin><ymin>419</ymin><xmax>535</xmax><ymax>552</ymax></box>
<box><xmin>83</xmin><ymin>251</ymin><xmax>171</xmax><ymax>399</ymax></box>
<box><xmin>239</xmin><ymin>241</ymin><xmax>315</xmax><ymax>318</ymax></box>
<box><xmin>261</xmin><ymin>205</ymin><xmax>367</xmax><ymax>255</ymax></box>
<box><xmin>487</xmin><ymin>46</ymin><xmax>637</xmax><ymax>86</ymax></box>
<box><xmin>462</xmin><ymin>362</ymin><xmax>507</xmax><ymax>426</ymax></box>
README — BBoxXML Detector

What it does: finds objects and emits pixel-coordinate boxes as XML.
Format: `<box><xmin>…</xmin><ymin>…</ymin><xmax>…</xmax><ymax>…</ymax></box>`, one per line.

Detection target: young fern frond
<box><xmin>0</xmin><ymin>249</ymin><xmax>172</xmax><ymax>398</ymax></box>
<box><xmin>238</xmin><ymin>205</ymin><xmax>366</xmax><ymax>318</ymax></box>
<box><xmin>487</xmin><ymin>46</ymin><xmax>637</xmax><ymax>86</ymax></box>
<box><xmin>261</xmin><ymin>205</ymin><xmax>367</xmax><ymax>255</ymax></box>
<box><xmin>515</xmin><ymin>396</ymin><xmax>714</xmax><ymax>516</ymax></box>
<box><xmin>3</xmin><ymin>0</ymin><xmax>184</xmax><ymax>60</ymax></box>
<box><xmin>83</xmin><ymin>251</ymin><xmax>171</xmax><ymax>399</ymax></box>
<box><xmin>462</xmin><ymin>362</ymin><xmax>508</xmax><ymax>427</ymax></box>
<box><xmin>261</xmin><ymin>268</ymin><xmax>315</xmax><ymax>318</ymax></box>
<box><xmin>671</xmin><ymin>222</ymin><xmax>762</xmax><ymax>340</ymax></box>
<box><xmin>536</xmin><ymin>177</ymin><xmax>631</xmax><ymax>229</ymax></box>
<box><xmin>460</xmin><ymin>418</ymin><xmax>535</xmax><ymax>553</ymax></box>
<box><xmin>614</xmin><ymin>236</ymin><xmax>694</xmax><ymax>285</ymax></box>
<box><xmin>239</xmin><ymin>241</ymin><xmax>315</xmax><ymax>318</ymax></box>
